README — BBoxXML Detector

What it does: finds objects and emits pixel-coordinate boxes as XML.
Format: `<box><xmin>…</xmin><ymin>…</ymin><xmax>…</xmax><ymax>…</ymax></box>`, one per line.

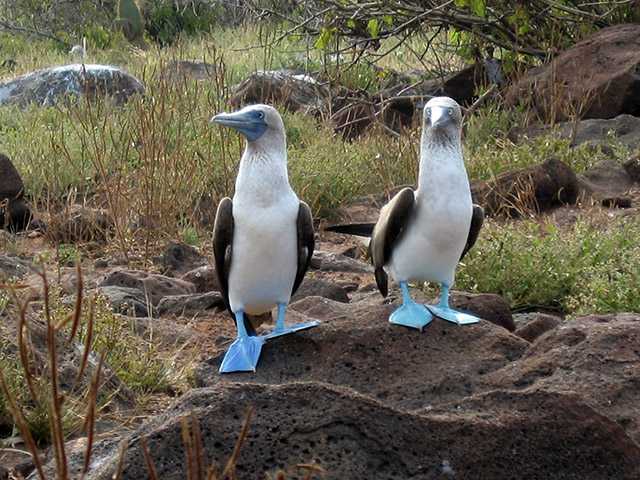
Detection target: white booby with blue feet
<box><xmin>327</xmin><ymin>96</ymin><xmax>484</xmax><ymax>329</ymax></box>
<box><xmin>211</xmin><ymin>104</ymin><xmax>318</xmax><ymax>373</ymax></box>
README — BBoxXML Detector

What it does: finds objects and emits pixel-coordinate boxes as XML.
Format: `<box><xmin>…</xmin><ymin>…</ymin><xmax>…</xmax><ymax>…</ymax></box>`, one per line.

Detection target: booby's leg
<box><xmin>263</xmin><ymin>303</ymin><xmax>319</xmax><ymax>340</ymax></box>
<box><xmin>219</xmin><ymin>310</ymin><xmax>265</xmax><ymax>373</ymax></box>
<box><xmin>426</xmin><ymin>284</ymin><xmax>480</xmax><ymax>325</ymax></box>
<box><xmin>389</xmin><ymin>282</ymin><xmax>433</xmax><ymax>331</ymax></box>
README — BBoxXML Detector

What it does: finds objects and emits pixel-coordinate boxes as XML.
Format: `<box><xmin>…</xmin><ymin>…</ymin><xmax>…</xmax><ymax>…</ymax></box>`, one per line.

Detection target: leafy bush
<box><xmin>456</xmin><ymin>218</ymin><xmax>640</xmax><ymax>315</ymax></box>
<box><xmin>144</xmin><ymin>0</ymin><xmax>223</xmax><ymax>45</ymax></box>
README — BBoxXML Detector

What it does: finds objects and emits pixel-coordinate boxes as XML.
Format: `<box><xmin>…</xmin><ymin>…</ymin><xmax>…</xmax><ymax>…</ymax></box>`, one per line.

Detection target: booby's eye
<box><xmin>425</xmin><ymin>108</ymin><xmax>431</xmax><ymax>116</ymax></box>
<box><xmin>257</xmin><ymin>111</ymin><xmax>265</xmax><ymax>120</ymax></box>
<box><xmin>448</xmin><ymin>108</ymin><xmax>453</xmax><ymax>115</ymax></box>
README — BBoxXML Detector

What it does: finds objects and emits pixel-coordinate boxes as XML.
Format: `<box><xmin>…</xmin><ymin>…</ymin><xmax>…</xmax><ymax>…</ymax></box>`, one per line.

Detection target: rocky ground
<box><xmin>1</xmin><ymin>21</ymin><xmax>640</xmax><ymax>480</ymax></box>
<box><xmin>1</xmin><ymin>187</ymin><xmax>640</xmax><ymax>478</ymax></box>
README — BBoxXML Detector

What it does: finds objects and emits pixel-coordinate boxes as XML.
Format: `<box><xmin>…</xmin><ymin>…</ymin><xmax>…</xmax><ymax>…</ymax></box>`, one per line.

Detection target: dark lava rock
<box><xmin>624</xmin><ymin>155</ymin><xmax>640</xmax><ymax>182</ymax></box>
<box><xmin>514</xmin><ymin>312</ymin><xmax>561</xmax><ymax>342</ymax></box>
<box><xmin>471</xmin><ymin>158</ymin><xmax>579</xmax><ymax>217</ymax></box>
<box><xmin>0</xmin><ymin>64</ymin><xmax>144</xmax><ymax>107</ymax></box>
<box><xmin>196</xmin><ymin>296</ymin><xmax>528</xmax><ymax>411</ymax></box>
<box><xmin>0</xmin><ymin>153</ymin><xmax>33</xmax><ymax>232</ymax></box>
<box><xmin>410</xmin><ymin>289</ymin><xmax>514</xmax><ymax>332</ymax></box>
<box><xmin>156</xmin><ymin>241</ymin><xmax>207</xmax><ymax>276</ymax></box>
<box><xmin>180</xmin><ymin>265</ymin><xmax>219</xmax><ymax>293</ymax></box>
<box><xmin>310</xmin><ymin>250</ymin><xmax>373</xmax><ymax>273</ymax></box>
<box><xmin>506</xmin><ymin>24</ymin><xmax>640</xmax><ymax>121</ymax></box>
<box><xmin>13</xmin><ymin>458</ymin><xmax>34</xmax><ymax>478</ymax></box>
<box><xmin>0</xmin><ymin>254</ymin><xmax>32</xmax><ymax>279</ymax></box>
<box><xmin>164</xmin><ymin>60</ymin><xmax>218</xmax><ymax>81</ymax></box>
<box><xmin>46</xmin><ymin>205</ymin><xmax>113</xmax><ymax>243</ymax></box>
<box><xmin>450</xmin><ymin>291</ymin><xmax>514</xmax><ymax>332</ymax></box>
<box><xmin>291</xmin><ymin>278</ymin><xmax>349</xmax><ymax>303</ymax></box>
<box><xmin>487</xmin><ymin>313</ymin><xmax>640</xmax><ymax>444</ymax></box>
<box><xmin>97</xmin><ymin>286</ymin><xmax>150</xmax><ymax>317</ymax></box>
<box><xmin>229</xmin><ymin>70</ymin><xmax>329</xmax><ymax>116</ymax></box>
<box><xmin>578</xmin><ymin>159</ymin><xmax>636</xmax><ymax>201</ymax></box>
<box><xmin>156</xmin><ymin>291</ymin><xmax>225</xmax><ymax>317</ymax></box>
<box><xmin>99</xmin><ymin>270</ymin><xmax>195</xmax><ymax>306</ymax></box>
<box><xmin>78</xmin><ymin>382</ymin><xmax>640</xmax><ymax>480</ymax></box>
<box><xmin>524</xmin><ymin>114</ymin><xmax>640</xmax><ymax>151</ymax></box>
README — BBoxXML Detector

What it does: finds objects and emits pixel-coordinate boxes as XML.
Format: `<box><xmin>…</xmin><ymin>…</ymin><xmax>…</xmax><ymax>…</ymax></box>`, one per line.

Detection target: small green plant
<box><xmin>56</xmin><ymin>244</ymin><xmax>80</xmax><ymax>267</ymax></box>
<box><xmin>456</xmin><ymin>218</ymin><xmax>640</xmax><ymax>315</ymax></box>
<box><xmin>181</xmin><ymin>226</ymin><xmax>200</xmax><ymax>247</ymax></box>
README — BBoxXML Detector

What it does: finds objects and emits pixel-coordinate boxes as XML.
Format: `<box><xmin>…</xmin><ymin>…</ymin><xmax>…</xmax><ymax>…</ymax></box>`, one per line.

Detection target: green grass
<box><xmin>456</xmin><ymin>217</ymin><xmax>640</xmax><ymax>315</ymax></box>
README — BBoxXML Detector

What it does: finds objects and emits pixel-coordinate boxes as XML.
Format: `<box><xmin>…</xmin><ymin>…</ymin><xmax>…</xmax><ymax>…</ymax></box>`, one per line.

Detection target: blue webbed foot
<box><xmin>427</xmin><ymin>283</ymin><xmax>481</xmax><ymax>326</ymax></box>
<box><xmin>220</xmin><ymin>310</ymin><xmax>266</xmax><ymax>374</ymax></box>
<box><xmin>219</xmin><ymin>335</ymin><xmax>265</xmax><ymax>373</ymax></box>
<box><xmin>426</xmin><ymin>305</ymin><xmax>480</xmax><ymax>325</ymax></box>
<box><xmin>262</xmin><ymin>303</ymin><xmax>319</xmax><ymax>340</ymax></box>
<box><xmin>389</xmin><ymin>282</ymin><xmax>433</xmax><ymax>331</ymax></box>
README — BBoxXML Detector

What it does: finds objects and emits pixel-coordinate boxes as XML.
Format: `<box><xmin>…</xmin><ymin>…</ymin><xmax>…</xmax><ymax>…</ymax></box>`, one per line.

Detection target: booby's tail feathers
<box><xmin>325</xmin><ymin>222</ymin><xmax>375</xmax><ymax>237</ymax></box>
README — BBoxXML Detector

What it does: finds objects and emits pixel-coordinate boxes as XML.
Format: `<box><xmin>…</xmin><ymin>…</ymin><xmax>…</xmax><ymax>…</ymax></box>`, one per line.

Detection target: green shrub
<box><xmin>456</xmin><ymin>218</ymin><xmax>640</xmax><ymax>315</ymax></box>
<box><xmin>117</xmin><ymin>0</ymin><xmax>145</xmax><ymax>41</ymax></box>
<box><xmin>144</xmin><ymin>0</ymin><xmax>222</xmax><ymax>45</ymax></box>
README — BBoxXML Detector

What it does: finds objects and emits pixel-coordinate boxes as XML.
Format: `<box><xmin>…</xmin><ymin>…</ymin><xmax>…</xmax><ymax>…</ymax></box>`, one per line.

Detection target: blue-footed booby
<box><xmin>327</xmin><ymin>97</ymin><xmax>484</xmax><ymax>329</ymax></box>
<box><xmin>211</xmin><ymin>104</ymin><xmax>318</xmax><ymax>373</ymax></box>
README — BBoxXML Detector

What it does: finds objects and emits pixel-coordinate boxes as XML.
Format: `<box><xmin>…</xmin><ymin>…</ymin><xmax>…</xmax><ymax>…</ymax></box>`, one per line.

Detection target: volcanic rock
<box><xmin>513</xmin><ymin>312</ymin><xmax>562</xmax><ymax>342</ymax></box>
<box><xmin>0</xmin><ymin>255</ymin><xmax>32</xmax><ymax>280</ymax></box>
<box><xmin>229</xmin><ymin>70</ymin><xmax>329</xmax><ymax>115</ymax></box>
<box><xmin>579</xmin><ymin>159</ymin><xmax>636</xmax><ymax>200</ymax></box>
<box><xmin>156</xmin><ymin>291</ymin><xmax>225</xmax><ymax>317</ymax></box>
<box><xmin>196</xmin><ymin>296</ymin><xmax>527</xmax><ymax>411</ymax></box>
<box><xmin>0</xmin><ymin>153</ymin><xmax>33</xmax><ymax>232</ymax></box>
<box><xmin>506</xmin><ymin>24</ymin><xmax>640</xmax><ymax>121</ymax></box>
<box><xmin>310</xmin><ymin>250</ymin><xmax>373</xmax><ymax>273</ymax></box>
<box><xmin>524</xmin><ymin>114</ymin><xmax>640</xmax><ymax>151</ymax></box>
<box><xmin>99</xmin><ymin>270</ymin><xmax>195</xmax><ymax>306</ymax></box>
<box><xmin>0</xmin><ymin>64</ymin><xmax>144</xmax><ymax>107</ymax></box>
<box><xmin>291</xmin><ymin>278</ymin><xmax>349</xmax><ymax>303</ymax></box>
<box><xmin>75</xmin><ymin>382</ymin><xmax>640</xmax><ymax>480</ymax></box>
<box><xmin>164</xmin><ymin>60</ymin><xmax>218</xmax><ymax>81</ymax></box>
<box><xmin>46</xmin><ymin>205</ymin><xmax>113</xmax><ymax>243</ymax></box>
<box><xmin>180</xmin><ymin>265</ymin><xmax>219</xmax><ymax>293</ymax></box>
<box><xmin>156</xmin><ymin>241</ymin><xmax>207</xmax><ymax>276</ymax></box>
<box><xmin>487</xmin><ymin>313</ymin><xmax>640</xmax><ymax>444</ymax></box>
<box><xmin>471</xmin><ymin>158</ymin><xmax>579</xmax><ymax>216</ymax></box>
<box><xmin>97</xmin><ymin>286</ymin><xmax>150</xmax><ymax>317</ymax></box>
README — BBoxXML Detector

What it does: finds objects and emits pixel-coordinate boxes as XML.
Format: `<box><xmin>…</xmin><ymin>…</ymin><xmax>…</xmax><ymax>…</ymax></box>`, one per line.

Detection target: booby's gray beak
<box><xmin>210</xmin><ymin>110</ymin><xmax>267</xmax><ymax>142</ymax></box>
<box><xmin>430</xmin><ymin>106</ymin><xmax>450</xmax><ymax>128</ymax></box>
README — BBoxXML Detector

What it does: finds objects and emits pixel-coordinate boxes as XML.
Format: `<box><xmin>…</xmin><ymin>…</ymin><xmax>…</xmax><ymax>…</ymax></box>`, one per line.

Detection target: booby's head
<box><xmin>210</xmin><ymin>104</ymin><xmax>284</xmax><ymax>143</ymax></box>
<box><xmin>422</xmin><ymin>97</ymin><xmax>463</xmax><ymax>145</ymax></box>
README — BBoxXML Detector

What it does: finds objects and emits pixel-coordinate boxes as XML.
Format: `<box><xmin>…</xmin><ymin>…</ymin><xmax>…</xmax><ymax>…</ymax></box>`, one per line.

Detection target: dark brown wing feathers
<box><xmin>369</xmin><ymin>188</ymin><xmax>415</xmax><ymax>297</ymax></box>
<box><xmin>212</xmin><ymin>197</ymin><xmax>234</xmax><ymax>316</ymax></box>
<box><xmin>293</xmin><ymin>201</ymin><xmax>315</xmax><ymax>296</ymax></box>
<box><xmin>460</xmin><ymin>204</ymin><xmax>484</xmax><ymax>261</ymax></box>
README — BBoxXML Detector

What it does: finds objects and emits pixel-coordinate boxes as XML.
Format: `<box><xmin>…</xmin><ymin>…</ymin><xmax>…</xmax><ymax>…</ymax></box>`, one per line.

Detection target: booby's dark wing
<box><xmin>325</xmin><ymin>223</ymin><xmax>375</xmax><ymax>236</ymax></box>
<box><xmin>460</xmin><ymin>204</ymin><xmax>484</xmax><ymax>261</ymax></box>
<box><xmin>326</xmin><ymin>203</ymin><xmax>485</xmax><ymax>263</ymax></box>
<box><xmin>212</xmin><ymin>197</ymin><xmax>256</xmax><ymax>336</ymax></box>
<box><xmin>212</xmin><ymin>197</ymin><xmax>234</xmax><ymax>315</ymax></box>
<box><xmin>292</xmin><ymin>201</ymin><xmax>315</xmax><ymax>296</ymax></box>
<box><xmin>369</xmin><ymin>188</ymin><xmax>415</xmax><ymax>298</ymax></box>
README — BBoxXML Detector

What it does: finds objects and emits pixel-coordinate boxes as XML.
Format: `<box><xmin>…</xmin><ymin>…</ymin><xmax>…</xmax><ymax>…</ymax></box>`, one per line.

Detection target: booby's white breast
<box><xmin>227</xmin><ymin>152</ymin><xmax>299</xmax><ymax>315</ymax></box>
<box><xmin>389</xmin><ymin>144</ymin><xmax>472</xmax><ymax>286</ymax></box>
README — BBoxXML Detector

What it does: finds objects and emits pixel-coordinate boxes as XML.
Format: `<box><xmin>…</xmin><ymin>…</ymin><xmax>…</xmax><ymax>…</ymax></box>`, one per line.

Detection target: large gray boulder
<box><xmin>0</xmin><ymin>64</ymin><xmax>144</xmax><ymax>107</ymax></box>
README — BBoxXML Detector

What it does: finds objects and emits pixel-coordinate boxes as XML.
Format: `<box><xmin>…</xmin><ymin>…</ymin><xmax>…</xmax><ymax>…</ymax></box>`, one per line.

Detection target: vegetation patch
<box><xmin>457</xmin><ymin>217</ymin><xmax>640</xmax><ymax>315</ymax></box>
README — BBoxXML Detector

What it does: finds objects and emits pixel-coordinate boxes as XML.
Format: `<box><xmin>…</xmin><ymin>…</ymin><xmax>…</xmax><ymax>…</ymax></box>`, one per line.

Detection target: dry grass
<box><xmin>0</xmin><ymin>268</ymin><xmax>323</xmax><ymax>479</ymax></box>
